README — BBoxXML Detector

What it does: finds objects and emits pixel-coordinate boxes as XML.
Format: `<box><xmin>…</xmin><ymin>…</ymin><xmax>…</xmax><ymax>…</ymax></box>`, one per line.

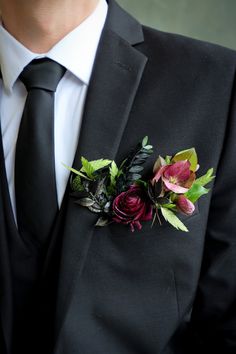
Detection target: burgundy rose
<box><xmin>112</xmin><ymin>185</ymin><xmax>153</xmax><ymax>232</ymax></box>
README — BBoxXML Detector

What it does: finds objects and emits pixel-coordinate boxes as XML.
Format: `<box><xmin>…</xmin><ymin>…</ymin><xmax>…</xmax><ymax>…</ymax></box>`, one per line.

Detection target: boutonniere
<box><xmin>63</xmin><ymin>137</ymin><xmax>214</xmax><ymax>232</ymax></box>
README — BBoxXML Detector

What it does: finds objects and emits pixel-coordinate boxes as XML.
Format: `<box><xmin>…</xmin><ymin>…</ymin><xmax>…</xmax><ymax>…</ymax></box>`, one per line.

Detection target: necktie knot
<box><xmin>19</xmin><ymin>58</ymin><xmax>66</xmax><ymax>92</ymax></box>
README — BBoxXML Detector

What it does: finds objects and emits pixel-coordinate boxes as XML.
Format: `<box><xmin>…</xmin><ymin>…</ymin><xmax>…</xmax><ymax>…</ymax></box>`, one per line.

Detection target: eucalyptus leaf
<box><xmin>161</xmin><ymin>207</ymin><xmax>189</xmax><ymax>232</ymax></box>
<box><xmin>128</xmin><ymin>173</ymin><xmax>142</xmax><ymax>181</ymax></box>
<box><xmin>103</xmin><ymin>201</ymin><xmax>111</xmax><ymax>213</ymax></box>
<box><xmin>88</xmin><ymin>204</ymin><xmax>102</xmax><ymax>213</ymax></box>
<box><xmin>116</xmin><ymin>136</ymin><xmax>153</xmax><ymax>192</ymax></box>
<box><xmin>129</xmin><ymin>165</ymin><xmax>144</xmax><ymax>173</ymax></box>
<box><xmin>95</xmin><ymin>217</ymin><xmax>110</xmax><ymax>227</ymax></box>
<box><xmin>144</xmin><ymin>145</ymin><xmax>153</xmax><ymax>150</ymax></box>
<box><xmin>136</xmin><ymin>153</ymin><xmax>151</xmax><ymax>159</ymax></box>
<box><xmin>132</xmin><ymin>159</ymin><xmax>146</xmax><ymax>165</ymax></box>
<box><xmin>142</xmin><ymin>136</ymin><xmax>148</xmax><ymax>147</ymax></box>
<box><xmin>76</xmin><ymin>198</ymin><xmax>95</xmax><ymax>207</ymax></box>
<box><xmin>185</xmin><ymin>183</ymin><xmax>209</xmax><ymax>203</ymax></box>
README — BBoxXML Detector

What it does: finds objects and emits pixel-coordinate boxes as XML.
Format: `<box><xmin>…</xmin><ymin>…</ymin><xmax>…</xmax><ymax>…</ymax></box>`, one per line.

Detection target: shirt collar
<box><xmin>0</xmin><ymin>0</ymin><xmax>108</xmax><ymax>92</ymax></box>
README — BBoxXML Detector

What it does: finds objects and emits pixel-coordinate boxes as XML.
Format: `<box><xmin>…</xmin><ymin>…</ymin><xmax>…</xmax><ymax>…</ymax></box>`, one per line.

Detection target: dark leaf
<box><xmin>148</xmin><ymin>180</ymin><xmax>163</xmax><ymax>203</ymax></box>
<box><xmin>75</xmin><ymin>198</ymin><xmax>95</xmax><ymax>207</ymax></box>
<box><xmin>129</xmin><ymin>165</ymin><xmax>144</xmax><ymax>173</ymax></box>
<box><xmin>144</xmin><ymin>145</ymin><xmax>153</xmax><ymax>150</ymax></box>
<box><xmin>95</xmin><ymin>217</ymin><xmax>110</xmax><ymax>227</ymax></box>
<box><xmin>70</xmin><ymin>191</ymin><xmax>89</xmax><ymax>199</ymax></box>
<box><xmin>93</xmin><ymin>177</ymin><xmax>107</xmax><ymax>197</ymax></box>
<box><xmin>88</xmin><ymin>203</ymin><xmax>102</xmax><ymax>213</ymax></box>
<box><xmin>127</xmin><ymin>173</ymin><xmax>142</xmax><ymax>181</ymax></box>
<box><xmin>136</xmin><ymin>152</ymin><xmax>151</xmax><ymax>159</ymax></box>
<box><xmin>103</xmin><ymin>201</ymin><xmax>111</xmax><ymax>213</ymax></box>
<box><xmin>154</xmin><ymin>180</ymin><xmax>163</xmax><ymax>196</ymax></box>
<box><xmin>148</xmin><ymin>183</ymin><xmax>155</xmax><ymax>203</ymax></box>
<box><xmin>142</xmin><ymin>136</ymin><xmax>148</xmax><ymax>147</ymax></box>
<box><xmin>131</xmin><ymin>159</ymin><xmax>146</xmax><ymax>165</ymax></box>
<box><xmin>83</xmin><ymin>181</ymin><xmax>91</xmax><ymax>192</ymax></box>
<box><xmin>155</xmin><ymin>197</ymin><xmax>171</xmax><ymax>205</ymax></box>
<box><xmin>117</xmin><ymin>137</ymin><xmax>153</xmax><ymax>192</ymax></box>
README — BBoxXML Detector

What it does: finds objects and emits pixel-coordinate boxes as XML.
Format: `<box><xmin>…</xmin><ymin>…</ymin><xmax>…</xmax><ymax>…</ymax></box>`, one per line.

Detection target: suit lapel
<box><xmin>54</xmin><ymin>0</ymin><xmax>147</xmax><ymax>344</ymax></box>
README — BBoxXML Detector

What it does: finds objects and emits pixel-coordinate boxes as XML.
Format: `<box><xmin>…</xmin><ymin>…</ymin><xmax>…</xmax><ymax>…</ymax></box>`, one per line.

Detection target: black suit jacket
<box><xmin>1</xmin><ymin>1</ymin><xmax>236</xmax><ymax>353</ymax></box>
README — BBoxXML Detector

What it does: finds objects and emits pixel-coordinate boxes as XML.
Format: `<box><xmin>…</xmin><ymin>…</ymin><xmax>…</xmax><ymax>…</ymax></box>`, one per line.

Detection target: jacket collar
<box><xmin>105</xmin><ymin>0</ymin><xmax>144</xmax><ymax>45</ymax></box>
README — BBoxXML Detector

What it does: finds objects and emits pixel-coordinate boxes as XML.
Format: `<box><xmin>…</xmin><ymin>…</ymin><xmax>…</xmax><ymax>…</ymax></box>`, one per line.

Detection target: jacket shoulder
<box><xmin>140</xmin><ymin>26</ymin><xmax>236</xmax><ymax>73</ymax></box>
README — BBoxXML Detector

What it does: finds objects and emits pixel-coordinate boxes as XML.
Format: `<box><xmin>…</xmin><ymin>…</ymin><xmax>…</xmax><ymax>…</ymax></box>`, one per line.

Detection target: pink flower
<box><xmin>176</xmin><ymin>195</ymin><xmax>195</xmax><ymax>215</ymax></box>
<box><xmin>152</xmin><ymin>160</ymin><xmax>195</xmax><ymax>194</ymax></box>
<box><xmin>112</xmin><ymin>185</ymin><xmax>153</xmax><ymax>232</ymax></box>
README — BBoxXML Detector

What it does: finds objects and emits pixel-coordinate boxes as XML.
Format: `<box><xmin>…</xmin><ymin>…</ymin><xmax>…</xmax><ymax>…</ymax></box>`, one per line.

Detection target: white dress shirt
<box><xmin>0</xmin><ymin>0</ymin><xmax>108</xmax><ymax>221</ymax></box>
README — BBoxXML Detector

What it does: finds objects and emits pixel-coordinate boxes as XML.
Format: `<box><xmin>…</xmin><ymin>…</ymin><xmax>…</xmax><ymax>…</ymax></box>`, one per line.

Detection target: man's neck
<box><xmin>0</xmin><ymin>0</ymin><xmax>100</xmax><ymax>53</ymax></box>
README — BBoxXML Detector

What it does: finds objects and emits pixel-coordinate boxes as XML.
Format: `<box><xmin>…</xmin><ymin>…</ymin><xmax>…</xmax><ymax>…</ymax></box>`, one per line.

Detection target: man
<box><xmin>0</xmin><ymin>0</ymin><xmax>235</xmax><ymax>353</ymax></box>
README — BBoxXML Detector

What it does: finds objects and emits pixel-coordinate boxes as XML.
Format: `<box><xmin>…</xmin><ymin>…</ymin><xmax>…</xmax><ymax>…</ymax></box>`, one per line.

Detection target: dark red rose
<box><xmin>112</xmin><ymin>185</ymin><xmax>153</xmax><ymax>232</ymax></box>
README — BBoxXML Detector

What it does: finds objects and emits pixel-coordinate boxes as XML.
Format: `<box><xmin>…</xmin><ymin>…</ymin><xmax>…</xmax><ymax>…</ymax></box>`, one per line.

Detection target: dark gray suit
<box><xmin>0</xmin><ymin>0</ymin><xmax>236</xmax><ymax>353</ymax></box>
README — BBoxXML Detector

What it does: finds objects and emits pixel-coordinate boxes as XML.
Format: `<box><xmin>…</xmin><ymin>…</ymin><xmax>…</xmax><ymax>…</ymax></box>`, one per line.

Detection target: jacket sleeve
<box><xmin>190</xmin><ymin>69</ymin><xmax>236</xmax><ymax>353</ymax></box>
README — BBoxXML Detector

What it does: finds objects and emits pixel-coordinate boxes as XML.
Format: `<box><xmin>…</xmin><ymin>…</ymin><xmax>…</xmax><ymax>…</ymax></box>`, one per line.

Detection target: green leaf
<box><xmin>109</xmin><ymin>161</ymin><xmax>119</xmax><ymax>187</ymax></box>
<box><xmin>71</xmin><ymin>176</ymin><xmax>84</xmax><ymax>192</ymax></box>
<box><xmin>165</xmin><ymin>155</ymin><xmax>172</xmax><ymax>164</ymax></box>
<box><xmin>161</xmin><ymin>203</ymin><xmax>177</xmax><ymax>210</ymax></box>
<box><xmin>142</xmin><ymin>136</ymin><xmax>148</xmax><ymax>147</ymax></box>
<box><xmin>88</xmin><ymin>159</ymin><xmax>112</xmax><ymax>172</ymax></box>
<box><xmin>81</xmin><ymin>157</ymin><xmax>95</xmax><ymax>179</ymax></box>
<box><xmin>62</xmin><ymin>163</ymin><xmax>92</xmax><ymax>181</ymax></box>
<box><xmin>161</xmin><ymin>207</ymin><xmax>189</xmax><ymax>232</ymax></box>
<box><xmin>172</xmin><ymin>148</ymin><xmax>198</xmax><ymax>172</ymax></box>
<box><xmin>195</xmin><ymin>168</ymin><xmax>215</xmax><ymax>187</ymax></box>
<box><xmin>185</xmin><ymin>183</ymin><xmax>209</xmax><ymax>203</ymax></box>
<box><xmin>119</xmin><ymin>158</ymin><xmax>127</xmax><ymax>171</ymax></box>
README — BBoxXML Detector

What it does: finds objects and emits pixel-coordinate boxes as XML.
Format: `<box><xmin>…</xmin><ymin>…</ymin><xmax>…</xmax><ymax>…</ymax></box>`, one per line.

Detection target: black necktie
<box><xmin>15</xmin><ymin>58</ymin><xmax>66</xmax><ymax>245</ymax></box>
